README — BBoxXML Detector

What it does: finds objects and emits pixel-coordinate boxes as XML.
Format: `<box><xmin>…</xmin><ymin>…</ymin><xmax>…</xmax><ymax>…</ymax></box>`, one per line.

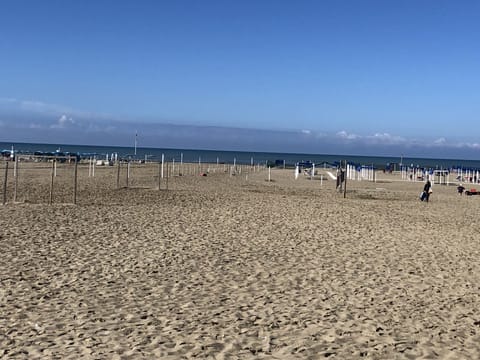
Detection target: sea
<box><xmin>1</xmin><ymin>141</ymin><xmax>480</xmax><ymax>170</ymax></box>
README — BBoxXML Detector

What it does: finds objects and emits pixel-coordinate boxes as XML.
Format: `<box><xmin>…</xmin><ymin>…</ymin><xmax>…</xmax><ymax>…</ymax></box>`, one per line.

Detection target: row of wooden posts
<box><xmin>2</xmin><ymin>159</ymin><xmax>355</xmax><ymax>205</ymax></box>
<box><xmin>1</xmin><ymin>157</ymin><xmax>267</xmax><ymax>205</ymax></box>
<box><xmin>1</xmin><ymin>157</ymin><xmax>75</xmax><ymax>205</ymax></box>
<box><xmin>1</xmin><ymin>158</ymin><xmax>178</xmax><ymax>205</ymax></box>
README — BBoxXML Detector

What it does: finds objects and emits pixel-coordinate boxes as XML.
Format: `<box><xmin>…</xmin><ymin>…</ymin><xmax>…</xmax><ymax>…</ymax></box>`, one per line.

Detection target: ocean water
<box><xmin>1</xmin><ymin>141</ymin><xmax>480</xmax><ymax>170</ymax></box>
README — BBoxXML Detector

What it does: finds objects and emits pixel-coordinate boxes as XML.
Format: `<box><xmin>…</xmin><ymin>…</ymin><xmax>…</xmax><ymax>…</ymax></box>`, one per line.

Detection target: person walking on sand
<box><xmin>423</xmin><ymin>180</ymin><xmax>432</xmax><ymax>202</ymax></box>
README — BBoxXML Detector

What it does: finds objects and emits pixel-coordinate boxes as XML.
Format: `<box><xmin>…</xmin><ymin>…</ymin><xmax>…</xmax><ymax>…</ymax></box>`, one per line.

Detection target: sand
<box><xmin>1</xmin><ymin>162</ymin><xmax>480</xmax><ymax>359</ymax></box>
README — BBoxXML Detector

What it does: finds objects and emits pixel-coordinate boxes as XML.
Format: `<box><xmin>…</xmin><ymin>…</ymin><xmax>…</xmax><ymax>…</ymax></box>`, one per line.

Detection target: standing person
<box><xmin>423</xmin><ymin>180</ymin><xmax>432</xmax><ymax>202</ymax></box>
<box><xmin>457</xmin><ymin>183</ymin><xmax>465</xmax><ymax>195</ymax></box>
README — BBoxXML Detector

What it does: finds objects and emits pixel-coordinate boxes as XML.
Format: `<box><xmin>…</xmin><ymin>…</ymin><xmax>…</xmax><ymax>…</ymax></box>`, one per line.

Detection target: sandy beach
<box><xmin>1</xmin><ymin>163</ymin><xmax>480</xmax><ymax>359</ymax></box>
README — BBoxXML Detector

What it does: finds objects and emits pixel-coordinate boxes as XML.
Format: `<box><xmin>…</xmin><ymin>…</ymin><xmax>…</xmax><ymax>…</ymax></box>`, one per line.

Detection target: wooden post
<box><xmin>49</xmin><ymin>159</ymin><xmax>55</xmax><ymax>205</ymax></box>
<box><xmin>161</xmin><ymin>154</ymin><xmax>164</xmax><ymax>179</ymax></box>
<box><xmin>116</xmin><ymin>161</ymin><xmax>121</xmax><ymax>189</ymax></box>
<box><xmin>2</xmin><ymin>161</ymin><xmax>8</xmax><ymax>205</ymax></box>
<box><xmin>180</xmin><ymin>152</ymin><xmax>183</xmax><ymax>176</ymax></box>
<box><xmin>126</xmin><ymin>161</ymin><xmax>129</xmax><ymax>188</ymax></box>
<box><xmin>158</xmin><ymin>161</ymin><xmax>161</xmax><ymax>190</ymax></box>
<box><xmin>73</xmin><ymin>158</ymin><xmax>78</xmax><ymax>204</ymax></box>
<box><xmin>166</xmin><ymin>160</ymin><xmax>169</xmax><ymax>190</ymax></box>
<box><xmin>343</xmin><ymin>160</ymin><xmax>347</xmax><ymax>199</ymax></box>
<box><xmin>13</xmin><ymin>156</ymin><xmax>19</xmax><ymax>203</ymax></box>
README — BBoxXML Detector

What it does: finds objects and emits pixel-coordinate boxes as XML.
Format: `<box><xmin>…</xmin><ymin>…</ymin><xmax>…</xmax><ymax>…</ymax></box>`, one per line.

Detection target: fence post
<box><xmin>158</xmin><ymin>161</ymin><xmax>161</xmax><ymax>190</ymax></box>
<box><xmin>126</xmin><ymin>161</ymin><xmax>129</xmax><ymax>188</ymax></box>
<box><xmin>73</xmin><ymin>158</ymin><xmax>78</xmax><ymax>204</ymax></box>
<box><xmin>49</xmin><ymin>159</ymin><xmax>55</xmax><ymax>205</ymax></box>
<box><xmin>116</xmin><ymin>161</ymin><xmax>121</xmax><ymax>189</ymax></box>
<box><xmin>166</xmin><ymin>161</ymin><xmax>169</xmax><ymax>190</ymax></box>
<box><xmin>180</xmin><ymin>153</ymin><xmax>183</xmax><ymax>176</ymax></box>
<box><xmin>161</xmin><ymin>154</ymin><xmax>164</xmax><ymax>179</ymax></box>
<box><xmin>2</xmin><ymin>162</ymin><xmax>8</xmax><ymax>205</ymax></box>
<box><xmin>13</xmin><ymin>156</ymin><xmax>19</xmax><ymax>203</ymax></box>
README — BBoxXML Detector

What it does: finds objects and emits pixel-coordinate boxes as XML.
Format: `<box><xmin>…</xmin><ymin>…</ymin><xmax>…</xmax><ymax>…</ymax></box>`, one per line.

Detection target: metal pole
<box><xmin>134</xmin><ymin>131</ymin><xmax>137</xmax><ymax>156</ymax></box>
<box><xmin>2</xmin><ymin>162</ymin><xmax>8</xmax><ymax>205</ymax></box>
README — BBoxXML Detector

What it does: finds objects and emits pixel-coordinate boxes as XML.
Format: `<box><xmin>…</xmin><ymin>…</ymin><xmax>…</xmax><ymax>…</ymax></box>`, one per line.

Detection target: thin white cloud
<box><xmin>336</xmin><ymin>130</ymin><xmax>359</xmax><ymax>140</ymax></box>
<box><xmin>462</xmin><ymin>142</ymin><xmax>480</xmax><ymax>149</ymax></box>
<box><xmin>366</xmin><ymin>133</ymin><xmax>406</xmax><ymax>145</ymax></box>
<box><xmin>433</xmin><ymin>137</ymin><xmax>446</xmax><ymax>145</ymax></box>
<box><xmin>1</xmin><ymin>97</ymin><xmax>113</xmax><ymax>121</ymax></box>
<box><xmin>50</xmin><ymin>114</ymin><xmax>75</xmax><ymax>129</ymax></box>
<box><xmin>301</xmin><ymin>129</ymin><xmax>311</xmax><ymax>135</ymax></box>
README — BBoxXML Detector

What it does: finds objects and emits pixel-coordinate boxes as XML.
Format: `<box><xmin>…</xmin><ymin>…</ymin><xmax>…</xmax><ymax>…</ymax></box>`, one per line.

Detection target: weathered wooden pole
<box><xmin>13</xmin><ymin>156</ymin><xmax>19</xmax><ymax>203</ymax></box>
<box><xmin>343</xmin><ymin>160</ymin><xmax>347</xmax><ymax>199</ymax></box>
<box><xmin>161</xmin><ymin>154</ymin><xmax>164</xmax><ymax>179</ymax></box>
<box><xmin>158</xmin><ymin>161</ymin><xmax>161</xmax><ymax>190</ymax></box>
<box><xmin>126</xmin><ymin>161</ymin><xmax>129</xmax><ymax>188</ymax></box>
<box><xmin>73</xmin><ymin>158</ymin><xmax>78</xmax><ymax>205</ymax></box>
<box><xmin>166</xmin><ymin>160</ymin><xmax>170</xmax><ymax>190</ymax></box>
<box><xmin>180</xmin><ymin>152</ymin><xmax>183</xmax><ymax>176</ymax></box>
<box><xmin>116</xmin><ymin>161</ymin><xmax>121</xmax><ymax>189</ymax></box>
<box><xmin>2</xmin><ymin>162</ymin><xmax>8</xmax><ymax>205</ymax></box>
<box><xmin>49</xmin><ymin>159</ymin><xmax>55</xmax><ymax>205</ymax></box>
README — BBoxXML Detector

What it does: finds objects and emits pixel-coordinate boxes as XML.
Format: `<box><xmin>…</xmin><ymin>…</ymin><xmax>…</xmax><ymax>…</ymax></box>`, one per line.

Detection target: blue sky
<box><xmin>1</xmin><ymin>0</ymin><xmax>480</xmax><ymax>158</ymax></box>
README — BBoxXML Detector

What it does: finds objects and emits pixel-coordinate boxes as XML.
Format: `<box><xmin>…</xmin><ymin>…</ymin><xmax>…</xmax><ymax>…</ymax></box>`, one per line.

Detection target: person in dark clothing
<box><xmin>457</xmin><ymin>184</ymin><xmax>465</xmax><ymax>195</ymax></box>
<box><xmin>423</xmin><ymin>180</ymin><xmax>432</xmax><ymax>202</ymax></box>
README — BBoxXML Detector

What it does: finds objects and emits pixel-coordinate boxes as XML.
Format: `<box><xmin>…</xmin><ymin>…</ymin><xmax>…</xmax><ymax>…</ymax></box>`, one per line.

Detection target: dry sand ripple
<box><xmin>1</xmin><ymin>169</ymin><xmax>480</xmax><ymax>359</ymax></box>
